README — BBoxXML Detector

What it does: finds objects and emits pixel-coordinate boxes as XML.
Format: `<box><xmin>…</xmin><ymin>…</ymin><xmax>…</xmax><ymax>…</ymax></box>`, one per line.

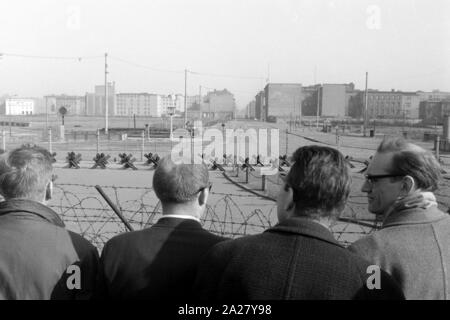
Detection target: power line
<box><xmin>0</xmin><ymin>52</ymin><xmax>103</xmax><ymax>61</ymax></box>
<box><xmin>109</xmin><ymin>56</ymin><xmax>184</xmax><ymax>74</ymax></box>
<box><xmin>1</xmin><ymin>52</ymin><xmax>265</xmax><ymax>81</ymax></box>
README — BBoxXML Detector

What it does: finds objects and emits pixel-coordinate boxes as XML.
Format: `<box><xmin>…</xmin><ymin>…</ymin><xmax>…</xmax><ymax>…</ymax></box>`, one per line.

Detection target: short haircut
<box><xmin>377</xmin><ymin>136</ymin><xmax>441</xmax><ymax>191</ymax></box>
<box><xmin>286</xmin><ymin>145</ymin><xmax>351</xmax><ymax>218</ymax></box>
<box><xmin>0</xmin><ymin>145</ymin><xmax>54</xmax><ymax>201</ymax></box>
<box><xmin>153</xmin><ymin>156</ymin><xmax>209</xmax><ymax>204</ymax></box>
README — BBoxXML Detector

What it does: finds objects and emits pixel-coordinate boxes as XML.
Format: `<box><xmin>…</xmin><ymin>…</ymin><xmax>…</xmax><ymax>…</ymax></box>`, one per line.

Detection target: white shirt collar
<box><xmin>158</xmin><ymin>214</ymin><xmax>201</xmax><ymax>223</ymax></box>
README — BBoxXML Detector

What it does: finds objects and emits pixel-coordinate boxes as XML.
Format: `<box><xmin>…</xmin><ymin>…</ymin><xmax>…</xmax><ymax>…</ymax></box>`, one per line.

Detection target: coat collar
<box><xmin>265</xmin><ymin>217</ymin><xmax>343</xmax><ymax>248</ymax></box>
<box><xmin>0</xmin><ymin>199</ymin><xmax>65</xmax><ymax>227</ymax></box>
<box><xmin>382</xmin><ymin>205</ymin><xmax>447</xmax><ymax>228</ymax></box>
<box><xmin>156</xmin><ymin>216</ymin><xmax>203</xmax><ymax>229</ymax></box>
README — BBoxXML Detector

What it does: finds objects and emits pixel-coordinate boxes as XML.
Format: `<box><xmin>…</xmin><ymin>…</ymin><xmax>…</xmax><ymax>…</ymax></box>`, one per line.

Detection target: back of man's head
<box><xmin>0</xmin><ymin>145</ymin><xmax>54</xmax><ymax>202</ymax></box>
<box><xmin>286</xmin><ymin>145</ymin><xmax>351</xmax><ymax>219</ymax></box>
<box><xmin>376</xmin><ymin>137</ymin><xmax>441</xmax><ymax>191</ymax></box>
<box><xmin>153</xmin><ymin>156</ymin><xmax>209</xmax><ymax>205</ymax></box>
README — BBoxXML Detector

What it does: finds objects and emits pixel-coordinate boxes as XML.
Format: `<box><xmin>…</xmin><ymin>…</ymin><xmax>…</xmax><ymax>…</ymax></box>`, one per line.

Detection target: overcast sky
<box><xmin>1</xmin><ymin>0</ymin><xmax>449</xmax><ymax>109</ymax></box>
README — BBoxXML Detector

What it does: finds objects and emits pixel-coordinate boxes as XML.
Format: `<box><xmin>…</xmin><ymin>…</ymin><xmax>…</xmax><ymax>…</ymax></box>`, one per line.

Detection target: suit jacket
<box><xmin>97</xmin><ymin>217</ymin><xmax>227</xmax><ymax>299</ymax></box>
<box><xmin>194</xmin><ymin>217</ymin><xmax>404</xmax><ymax>300</ymax></box>
<box><xmin>0</xmin><ymin>199</ymin><xmax>99</xmax><ymax>300</ymax></box>
<box><xmin>349</xmin><ymin>205</ymin><xmax>450</xmax><ymax>299</ymax></box>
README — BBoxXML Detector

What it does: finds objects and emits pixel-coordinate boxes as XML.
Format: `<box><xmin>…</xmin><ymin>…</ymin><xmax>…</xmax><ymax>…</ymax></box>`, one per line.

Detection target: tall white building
<box><xmin>4</xmin><ymin>98</ymin><xmax>35</xmax><ymax>115</ymax></box>
<box><xmin>86</xmin><ymin>82</ymin><xmax>116</xmax><ymax>116</ymax></box>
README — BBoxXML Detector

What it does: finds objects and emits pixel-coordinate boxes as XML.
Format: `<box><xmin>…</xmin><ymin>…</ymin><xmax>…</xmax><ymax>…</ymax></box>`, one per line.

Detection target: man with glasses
<box><xmin>97</xmin><ymin>156</ymin><xmax>227</xmax><ymax>299</ymax></box>
<box><xmin>194</xmin><ymin>145</ymin><xmax>404</xmax><ymax>300</ymax></box>
<box><xmin>349</xmin><ymin>137</ymin><xmax>449</xmax><ymax>299</ymax></box>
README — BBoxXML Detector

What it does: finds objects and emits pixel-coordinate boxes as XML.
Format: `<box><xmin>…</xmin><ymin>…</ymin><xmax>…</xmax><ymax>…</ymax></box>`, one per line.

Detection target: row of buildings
<box><xmin>0</xmin><ymin>83</ymin><xmax>236</xmax><ymax>120</ymax></box>
<box><xmin>246</xmin><ymin>83</ymin><xmax>450</xmax><ymax>124</ymax></box>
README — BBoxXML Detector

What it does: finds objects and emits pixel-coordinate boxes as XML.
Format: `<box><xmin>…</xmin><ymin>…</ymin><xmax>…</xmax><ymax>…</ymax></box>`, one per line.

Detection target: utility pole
<box><xmin>45</xmin><ymin>96</ymin><xmax>48</xmax><ymax>133</ymax></box>
<box><xmin>104</xmin><ymin>52</ymin><xmax>109</xmax><ymax>135</ymax></box>
<box><xmin>199</xmin><ymin>85</ymin><xmax>202</xmax><ymax>120</ymax></box>
<box><xmin>293</xmin><ymin>96</ymin><xmax>295</xmax><ymax>129</ymax></box>
<box><xmin>316</xmin><ymin>85</ymin><xmax>320</xmax><ymax>129</ymax></box>
<box><xmin>314</xmin><ymin>66</ymin><xmax>319</xmax><ymax>129</ymax></box>
<box><xmin>184</xmin><ymin>69</ymin><xmax>187</xmax><ymax>128</ymax></box>
<box><xmin>363</xmin><ymin>71</ymin><xmax>368</xmax><ymax>137</ymax></box>
<box><xmin>299</xmin><ymin>94</ymin><xmax>302</xmax><ymax>128</ymax></box>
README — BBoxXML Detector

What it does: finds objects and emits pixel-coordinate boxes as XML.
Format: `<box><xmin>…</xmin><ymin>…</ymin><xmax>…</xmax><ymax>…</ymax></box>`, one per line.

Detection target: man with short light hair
<box><xmin>194</xmin><ymin>145</ymin><xmax>404</xmax><ymax>300</ymax></box>
<box><xmin>0</xmin><ymin>145</ymin><xmax>99</xmax><ymax>299</ymax></box>
<box><xmin>349</xmin><ymin>136</ymin><xmax>450</xmax><ymax>299</ymax></box>
<box><xmin>98</xmin><ymin>156</ymin><xmax>227</xmax><ymax>299</ymax></box>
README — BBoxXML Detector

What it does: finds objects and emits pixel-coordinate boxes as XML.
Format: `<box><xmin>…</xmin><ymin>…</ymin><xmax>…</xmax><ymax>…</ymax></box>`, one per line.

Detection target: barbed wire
<box><xmin>50</xmin><ymin>182</ymin><xmax>379</xmax><ymax>251</ymax></box>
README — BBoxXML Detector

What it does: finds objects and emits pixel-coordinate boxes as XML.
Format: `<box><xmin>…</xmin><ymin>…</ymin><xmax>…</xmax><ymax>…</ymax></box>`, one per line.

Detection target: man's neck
<box><xmin>161</xmin><ymin>203</ymin><xmax>201</xmax><ymax>220</ymax></box>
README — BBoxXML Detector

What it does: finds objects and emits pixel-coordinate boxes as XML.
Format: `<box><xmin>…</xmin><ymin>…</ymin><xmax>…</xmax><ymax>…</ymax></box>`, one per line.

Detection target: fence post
<box><xmin>2</xmin><ymin>130</ymin><xmax>5</xmax><ymax>151</ymax></box>
<box><xmin>245</xmin><ymin>166</ymin><xmax>249</xmax><ymax>184</ymax></box>
<box><xmin>48</xmin><ymin>127</ymin><xmax>52</xmax><ymax>153</ymax></box>
<box><xmin>262</xmin><ymin>174</ymin><xmax>266</xmax><ymax>191</ymax></box>
<box><xmin>285</xmin><ymin>128</ymin><xmax>288</xmax><ymax>156</ymax></box>
<box><xmin>96</xmin><ymin>129</ymin><xmax>100</xmax><ymax>154</ymax></box>
<box><xmin>336</xmin><ymin>129</ymin><xmax>340</xmax><ymax>150</ymax></box>
<box><xmin>141</xmin><ymin>130</ymin><xmax>145</xmax><ymax>162</ymax></box>
<box><xmin>436</xmin><ymin>135</ymin><xmax>440</xmax><ymax>160</ymax></box>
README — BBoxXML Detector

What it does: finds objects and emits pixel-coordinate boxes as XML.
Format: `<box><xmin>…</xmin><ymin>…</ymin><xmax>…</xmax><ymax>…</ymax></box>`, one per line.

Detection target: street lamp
<box><xmin>168</xmin><ymin>106</ymin><xmax>175</xmax><ymax>140</ymax></box>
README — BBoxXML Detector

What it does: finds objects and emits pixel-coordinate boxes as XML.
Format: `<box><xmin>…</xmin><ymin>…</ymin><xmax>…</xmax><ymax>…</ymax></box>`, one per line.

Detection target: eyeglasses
<box><xmin>364</xmin><ymin>174</ymin><xmax>404</xmax><ymax>185</ymax></box>
<box><xmin>194</xmin><ymin>182</ymin><xmax>212</xmax><ymax>195</ymax></box>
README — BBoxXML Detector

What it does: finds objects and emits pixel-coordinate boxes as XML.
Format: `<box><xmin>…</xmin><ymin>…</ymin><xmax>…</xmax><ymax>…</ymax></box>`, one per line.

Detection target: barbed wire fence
<box><xmin>51</xmin><ymin>176</ymin><xmax>385</xmax><ymax>252</ymax></box>
<box><xmin>5</xmin><ymin>123</ymin><xmax>450</xmax><ymax>251</ymax></box>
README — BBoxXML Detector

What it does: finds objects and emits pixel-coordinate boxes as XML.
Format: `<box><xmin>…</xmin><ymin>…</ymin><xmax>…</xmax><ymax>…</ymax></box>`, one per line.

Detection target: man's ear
<box><xmin>401</xmin><ymin>175</ymin><xmax>416</xmax><ymax>195</ymax></box>
<box><xmin>284</xmin><ymin>186</ymin><xmax>296</xmax><ymax>214</ymax></box>
<box><xmin>45</xmin><ymin>181</ymin><xmax>53</xmax><ymax>201</ymax></box>
<box><xmin>198</xmin><ymin>188</ymin><xmax>209</xmax><ymax>207</ymax></box>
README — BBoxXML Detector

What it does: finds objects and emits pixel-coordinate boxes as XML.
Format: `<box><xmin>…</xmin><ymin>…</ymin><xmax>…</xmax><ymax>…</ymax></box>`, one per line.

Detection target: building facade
<box><xmin>202</xmin><ymin>89</ymin><xmax>235</xmax><ymax>120</ymax></box>
<box><xmin>255</xmin><ymin>91</ymin><xmax>265</xmax><ymax>121</ymax></box>
<box><xmin>301</xmin><ymin>85</ymin><xmax>319</xmax><ymax>117</ymax></box>
<box><xmin>419</xmin><ymin>100</ymin><xmax>450</xmax><ymax>124</ymax></box>
<box><xmin>159</xmin><ymin>94</ymin><xmax>185</xmax><ymax>115</ymax></box>
<box><xmin>320</xmin><ymin>84</ymin><xmax>347</xmax><ymax>117</ymax></box>
<box><xmin>86</xmin><ymin>82</ymin><xmax>116</xmax><ymax>116</ymax></box>
<box><xmin>246</xmin><ymin>100</ymin><xmax>256</xmax><ymax>119</ymax></box>
<box><xmin>3</xmin><ymin>98</ymin><xmax>35</xmax><ymax>115</ymax></box>
<box><xmin>400</xmin><ymin>93</ymin><xmax>421</xmax><ymax>119</ymax></box>
<box><xmin>417</xmin><ymin>90</ymin><xmax>450</xmax><ymax>102</ymax></box>
<box><xmin>116</xmin><ymin>93</ymin><xmax>160</xmax><ymax>117</ymax></box>
<box><xmin>264</xmin><ymin>83</ymin><xmax>302</xmax><ymax>120</ymax></box>
<box><xmin>44</xmin><ymin>95</ymin><xmax>85</xmax><ymax>115</ymax></box>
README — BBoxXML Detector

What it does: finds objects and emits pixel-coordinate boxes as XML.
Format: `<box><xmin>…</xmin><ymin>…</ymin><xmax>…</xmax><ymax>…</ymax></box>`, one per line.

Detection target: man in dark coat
<box><xmin>0</xmin><ymin>145</ymin><xmax>99</xmax><ymax>299</ymax></box>
<box><xmin>97</xmin><ymin>156</ymin><xmax>227</xmax><ymax>299</ymax></box>
<box><xmin>349</xmin><ymin>137</ymin><xmax>450</xmax><ymax>299</ymax></box>
<box><xmin>194</xmin><ymin>145</ymin><xmax>404</xmax><ymax>300</ymax></box>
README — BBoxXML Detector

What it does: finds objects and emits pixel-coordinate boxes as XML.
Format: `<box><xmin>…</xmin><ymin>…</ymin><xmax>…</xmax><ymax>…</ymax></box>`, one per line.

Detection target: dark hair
<box><xmin>0</xmin><ymin>145</ymin><xmax>53</xmax><ymax>201</ymax></box>
<box><xmin>153</xmin><ymin>156</ymin><xmax>209</xmax><ymax>204</ymax></box>
<box><xmin>377</xmin><ymin>136</ymin><xmax>441</xmax><ymax>191</ymax></box>
<box><xmin>286</xmin><ymin>145</ymin><xmax>351</xmax><ymax>218</ymax></box>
